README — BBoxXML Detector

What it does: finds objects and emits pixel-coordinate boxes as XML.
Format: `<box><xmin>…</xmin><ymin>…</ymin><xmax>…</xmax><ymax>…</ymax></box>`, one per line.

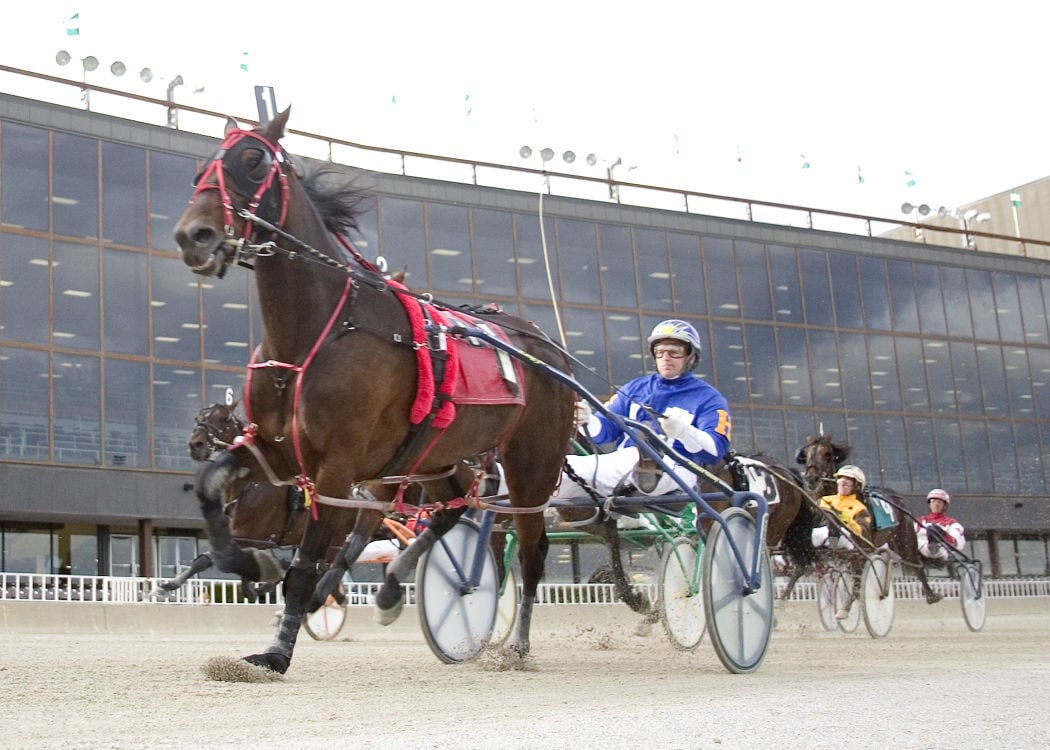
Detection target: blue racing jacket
<box><xmin>588</xmin><ymin>373</ymin><xmax>732</xmax><ymax>465</ymax></box>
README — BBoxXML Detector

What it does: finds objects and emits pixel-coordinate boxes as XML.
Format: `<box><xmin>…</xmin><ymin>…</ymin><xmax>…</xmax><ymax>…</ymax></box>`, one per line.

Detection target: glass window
<box><xmin>1004</xmin><ymin>346</ymin><xmax>1034</xmax><ymax>417</ymax></box>
<box><xmin>102</xmin><ymin>142</ymin><xmax>146</xmax><ymax>247</ymax></box>
<box><xmin>967</xmin><ymin>270</ymin><xmax>998</xmax><ymax>341</ymax></box>
<box><xmin>1018</xmin><ymin>276</ymin><xmax>1049</xmax><ymax>345</ymax></box>
<box><xmin>807</xmin><ymin>329</ymin><xmax>842</xmax><ymax>408</ymax></box>
<box><xmin>634</xmin><ymin>228</ymin><xmax>672</xmax><ymax>312</ymax></box>
<box><xmin>742</xmin><ymin>323</ymin><xmax>778</xmax><ymax>404</ymax></box>
<box><xmin>992</xmin><ymin>272</ymin><xmax>1025</xmax><ymax>344</ymax></box>
<box><xmin>53</xmin><ymin>131</ymin><xmax>99</xmax><ymax>239</ymax></box>
<box><xmin>960</xmin><ymin>419</ymin><xmax>992</xmax><ymax>493</ymax></box>
<box><xmin>976</xmin><ymin>345</ymin><xmax>1008</xmax><ymax>416</ymax></box>
<box><xmin>839</xmin><ymin>332</ymin><xmax>872</xmax><ymax>410</ymax></box>
<box><xmin>149</xmin><ymin>150</ymin><xmax>198</xmax><ymax>252</ymax></box>
<box><xmin>203</xmin><ymin>268</ymin><xmax>252</xmax><ymax>366</ymax></box>
<box><xmin>924</xmin><ymin>340</ymin><xmax>955</xmax><ymax>414</ymax></box>
<box><xmin>768</xmin><ymin>246</ymin><xmax>803</xmax><ymax>324</ymax></box>
<box><xmin>842</xmin><ymin>413</ymin><xmax>877</xmax><ymax>484</ymax></box>
<box><xmin>887</xmin><ymin>259</ymin><xmax>919</xmax><ymax>333</ymax></box>
<box><xmin>798</xmin><ymin>249</ymin><xmax>832</xmax><ymax>325</ymax></box>
<box><xmin>103</xmin><ymin>248</ymin><xmax>148</xmax><ymax>355</ymax></box>
<box><xmin>0</xmin><ymin>347</ymin><xmax>49</xmax><ymax>460</ymax></box>
<box><xmin>914</xmin><ymin>264</ymin><xmax>947</xmax><ymax>336</ymax></box>
<box><xmin>709</xmin><ymin>321</ymin><xmax>746</xmax><ymax>403</ymax></box>
<box><xmin>942</xmin><ymin>267</ymin><xmax>973</xmax><ymax>339</ymax></box>
<box><xmin>378</xmin><ymin>197</ymin><xmax>426</xmax><ymax>288</ymax></box>
<box><xmin>53</xmin><ymin>353</ymin><xmax>100</xmax><ymax>466</ymax></box>
<box><xmin>776</xmin><ymin>327</ymin><xmax>812</xmax><ymax>407</ymax></box>
<box><xmin>53</xmin><ymin>241</ymin><xmax>100</xmax><ymax>351</ymax></box>
<box><xmin>1029</xmin><ymin>348</ymin><xmax>1050</xmax><ymax>419</ymax></box>
<box><xmin>1015</xmin><ymin>539</ymin><xmax>1050</xmax><ymax>576</ymax></box>
<box><xmin>471</xmin><ymin>208</ymin><xmax>516</xmax><ymax>298</ymax></box>
<box><xmin>3</xmin><ymin>529</ymin><xmax>57</xmax><ymax>573</ymax></box>
<box><xmin>868</xmin><ymin>335</ymin><xmax>901</xmax><ymax>411</ymax></box>
<box><xmin>895</xmin><ymin>338</ymin><xmax>929</xmax><ymax>412</ymax></box>
<box><xmin>933</xmin><ymin>417</ymin><xmax>965</xmax><ymax>491</ymax></box>
<box><xmin>950</xmin><ymin>341</ymin><xmax>981</xmax><ymax>416</ymax></box>
<box><xmin>151</xmin><ymin>255</ymin><xmax>201</xmax><ymax>362</ymax></box>
<box><xmin>875</xmin><ymin>415</ymin><xmax>909</xmax><ymax>489</ymax></box>
<box><xmin>704</xmin><ymin>237</ymin><xmax>739</xmax><ymax>317</ymax></box>
<box><xmin>557</xmin><ymin>219</ymin><xmax>600</xmax><ymax>305</ymax></box>
<box><xmin>426</xmin><ymin>202</ymin><xmax>472</xmax><ymax>295</ymax></box>
<box><xmin>109</xmin><ymin>533</ymin><xmax>139</xmax><ymax>577</ymax></box>
<box><xmin>904</xmin><ymin>417</ymin><xmax>938</xmax><ymax>491</ymax></box>
<box><xmin>605</xmin><ymin>313</ymin><xmax>642</xmax><ymax>386</ymax></box>
<box><xmin>785</xmin><ymin>410</ymin><xmax>844</xmax><ymax>462</ymax></box>
<box><xmin>988</xmin><ymin>421</ymin><xmax>1020</xmax><ymax>494</ymax></box>
<box><xmin>515</xmin><ymin>212</ymin><xmax>557</xmax><ymax>302</ymax></box>
<box><xmin>668</xmin><ymin>233</ymin><xmax>705</xmax><ymax>315</ymax></box>
<box><xmin>1014</xmin><ymin>421</ymin><xmax>1045</xmax><ymax>495</ymax></box>
<box><xmin>69</xmin><ymin>531</ymin><xmax>99</xmax><ymax>575</ymax></box>
<box><xmin>735</xmin><ymin>242</ymin><xmax>771</xmax><ymax>322</ymax></box>
<box><xmin>0</xmin><ymin>234</ymin><xmax>50</xmax><ymax>344</ymax></box>
<box><xmin>156</xmin><ymin>535</ymin><xmax>200</xmax><ymax>579</ymax></box>
<box><xmin>561</xmin><ymin>307</ymin><xmax>607</xmax><ymax>395</ymax></box>
<box><xmin>858</xmin><ymin>256</ymin><xmax>891</xmax><ymax>330</ymax></box>
<box><xmin>205</xmin><ymin>368</ymin><xmax>244</xmax><ymax>411</ymax></box>
<box><xmin>1</xmin><ymin>122</ymin><xmax>49</xmax><ymax>231</ymax></box>
<box><xmin>104</xmin><ymin>358</ymin><xmax>149</xmax><ymax>468</ymax></box>
<box><xmin>828</xmin><ymin>253</ymin><xmax>862</xmax><ymax>329</ymax></box>
<box><xmin>599</xmin><ymin>224</ymin><xmax>637</xmax><ymax>308</ymax></box>
<box><xmin>152</xmin><ymin>363</ymin><xmax>201</xmax><ymax>471</ymax></box>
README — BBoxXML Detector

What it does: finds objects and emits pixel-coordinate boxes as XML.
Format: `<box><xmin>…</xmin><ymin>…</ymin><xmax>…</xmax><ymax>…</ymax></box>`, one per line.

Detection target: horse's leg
<box><xmin>151</xmin><ymin>552</ymin><xmax>213</xmax><ymax>594</ymax></box>
<box><xmin>374</xmin><ymin>506</ymin><xmax>468</xmax><ymax>624</ymax></box>
<box><xmin>308</xmin><ymin>508</ymin><xmax>382</xmax><ymax>613</ymax></box>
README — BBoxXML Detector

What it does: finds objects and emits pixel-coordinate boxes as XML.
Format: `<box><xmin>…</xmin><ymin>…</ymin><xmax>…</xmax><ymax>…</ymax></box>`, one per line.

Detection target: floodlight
<box><xmin>562</xmin><ymin>150</ymin><xmax>576</xmax><ymax>164</ymax></box>
<box><xmin>82</xmin><ymin>56</ymin><xmax>99</xmax><ymax>72</ymax></box>
<box><xmin>56</xmin><ymin>50</ymin><xmax>72</xmax><ymax>66</ymax></box>
<box><xmin>139</xmin><ymin>67</ymin><xmax>154</xmax><ymax>83</ymax></box>
<box><xmin>519</xmin><ymin>145</ymin><xmax>532</xmax><ymax>159</ymax></box>
<box><xmin>900</xmin><ymin>202</ymin><xmax>914</xmax><ymax>215</ymax></box>
<box><xmin>110</xmin><ymin>61</ymin><xmax>126</xmax><ymax>77</ymax></box>
<box><xmin>917</xmin><ymin>204</ymin><xmax>931</xmax><ymax>216</ymax></box>
<box><xmin>585</xmin><ymin>153</ymin><xmax>598</xmax><ymax>167</ymax></box>
<box><xmin>540</xmin><ymin>148</ymin><xmax>554</xmax><ymax>162</ymax></box>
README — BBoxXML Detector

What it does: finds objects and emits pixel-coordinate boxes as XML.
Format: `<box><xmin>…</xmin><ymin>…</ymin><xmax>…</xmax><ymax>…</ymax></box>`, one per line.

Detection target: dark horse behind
<box><xmin>796</xmin><ymin>433</ymin><xmax>942</xmax><ymax>603</ymax></box>
<box><xmin>173</xmin><ymin>108</ymin><xmax>576</xmax><ymax>674</ymax></box>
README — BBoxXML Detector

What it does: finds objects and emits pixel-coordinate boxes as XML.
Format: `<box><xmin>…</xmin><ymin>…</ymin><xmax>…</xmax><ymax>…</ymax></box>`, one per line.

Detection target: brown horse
<box><xmin>795</xmin><ymin>433</ymin><xmax>942</xmax><ymax>603</ymax></box>
<box><xmin>173</xmin><ymin>108</ymin><xmax>575</xmax><ymax>674</ymax></box>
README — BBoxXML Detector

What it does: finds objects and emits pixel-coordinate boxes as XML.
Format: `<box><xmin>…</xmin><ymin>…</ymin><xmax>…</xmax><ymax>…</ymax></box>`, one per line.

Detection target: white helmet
<box><xmin>648</xmin><ymin>319</ymin><xmax>702</xmax><ymax>358</ymax></box>
<box><xmin>927</xmin><ymin>488</ymin><xmax>951</xmax><ymax>505</ymax></box>
<box><xmin>834</xmin><ymin>465</ymin><xmax>866</xmax><ymax>491</ymax></box>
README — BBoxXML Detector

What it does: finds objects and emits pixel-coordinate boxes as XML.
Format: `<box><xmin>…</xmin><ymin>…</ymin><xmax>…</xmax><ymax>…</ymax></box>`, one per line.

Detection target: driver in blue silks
<box><xmin>554</xmin><ymin>319</ymin><xmax>732</xmax><ymax>499</ymax></box>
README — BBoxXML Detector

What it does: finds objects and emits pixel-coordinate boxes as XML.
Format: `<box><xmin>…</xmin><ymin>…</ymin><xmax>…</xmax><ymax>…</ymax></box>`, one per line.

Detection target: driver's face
<box><xmin>652</xmin><ymin>340</ymin><xmax>691</xmax><ymax>379</ymax></box>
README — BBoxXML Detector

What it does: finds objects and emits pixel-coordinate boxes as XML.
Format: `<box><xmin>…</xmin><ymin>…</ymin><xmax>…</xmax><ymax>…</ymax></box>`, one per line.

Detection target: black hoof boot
<box><xmin>244</xmin><ymin>652</ymin><xmax>290</xmax><ymax>674</ymax></box>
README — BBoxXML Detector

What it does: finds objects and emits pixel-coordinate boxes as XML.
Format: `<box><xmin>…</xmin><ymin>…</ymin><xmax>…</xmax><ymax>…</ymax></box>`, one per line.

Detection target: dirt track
<box><xmin>1</xmin><ymin>598</ymin><xmax>1048</xmax><ymax>749</ymax></box>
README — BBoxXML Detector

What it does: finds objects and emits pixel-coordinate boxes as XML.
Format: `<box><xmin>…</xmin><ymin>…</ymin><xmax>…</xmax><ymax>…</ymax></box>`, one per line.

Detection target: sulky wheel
<box><xmin>701</xmin><ymin>507</ymin><xmax>773</xmax><ymax>674</ymax></box>
<box><xmin>860</xmin><ymin>552</ymin><xmax>895</xmax><ymax>638</ymax></box>
<box><xmin>659</xmin><ymin>536</ymin><xmax>705</xmax><ymax>651</ymax></box>
<box><xmin>303</xmin><ymin>584</ymin><xmax>348</xmax><ymax>641</ymax></box>
<box><xmin>959</xmin><ymin>561</ymin><xmax>987</xmax><ymax>632</ymax></box>
<box><xmin>816</xmin><ymin>569</ymin><xmax>839</xmax><ymax>632</ymax></box>
<box><xmin>488</xmin><ymin>563</ymin><xmax>518</xmax><ymax>648</ymax></box>
<box><xmin>417</xmin><ymin>517</ymin><xmax>499</xmax><ymax>663</ymax></box>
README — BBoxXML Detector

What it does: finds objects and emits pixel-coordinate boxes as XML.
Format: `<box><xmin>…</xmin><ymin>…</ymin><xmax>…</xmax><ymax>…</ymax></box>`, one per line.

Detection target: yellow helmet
<box><xmin>834</xmin><ymin>465</ymin><xmax>866</xmax><ymax>491</ymax></box>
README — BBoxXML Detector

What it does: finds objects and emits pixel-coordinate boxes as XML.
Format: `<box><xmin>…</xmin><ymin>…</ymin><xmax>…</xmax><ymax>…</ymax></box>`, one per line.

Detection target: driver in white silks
<box><xmin>554</xmin><ymin>319</ymin><xmax>732</xmax><ymax>502</ymax></box>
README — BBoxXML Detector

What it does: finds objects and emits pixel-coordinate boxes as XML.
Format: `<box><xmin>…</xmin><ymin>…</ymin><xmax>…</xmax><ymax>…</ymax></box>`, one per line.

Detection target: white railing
<box><xmin>2</xmin><ymin>572</ymin><xmax>1048</xmax><ymax>606</ymax></box>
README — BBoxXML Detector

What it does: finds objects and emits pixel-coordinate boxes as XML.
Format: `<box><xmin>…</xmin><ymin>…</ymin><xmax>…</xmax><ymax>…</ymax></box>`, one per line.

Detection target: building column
<box><xmin>138</xmin><ymin>519</ymin><xmax>154</xmax><ymax>578</ymax></box>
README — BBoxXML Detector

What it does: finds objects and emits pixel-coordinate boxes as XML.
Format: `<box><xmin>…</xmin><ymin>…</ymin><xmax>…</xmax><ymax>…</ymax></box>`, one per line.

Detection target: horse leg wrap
<box><xmin>374</xmin><ymin>529</ymin><xmax>437</xmax><ymax>622</ymax></box>
<box><xmin>249</xmin><ymin>549</ymin><xmax>286</xmax><ymax>584</ymax></box>
<box><xmin>511</xmin><ymin>594</ymin><xmax>535</xmax><ymax>656</ymax></box>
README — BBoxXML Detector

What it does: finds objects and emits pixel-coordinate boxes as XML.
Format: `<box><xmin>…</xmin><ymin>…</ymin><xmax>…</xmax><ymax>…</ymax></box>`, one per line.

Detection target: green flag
<box><xmin>857</xmin><ymin>165</ymin><xmax>865</xmax><ymax>183</ymax></box>
<box><xmin>239</xmin><ymin>51</ymin><xmax>249</xmax><ymax>72</ymax></box>
<box><xmin>66</xmin><ymin>12</ymin><xmax>80</xmax><ymax>36</ymax></box>
<box><xmin>464</xmin><ymin>93</ymin><xmax>472</xmax><ymax>117</ymax></box>
<box><xmin>1011</xmin><ymin>191</ymin><xmax>1022</xmax><ymax>207</ymax></box>
<box><xmin>800</xmin><ymin>153</ymin><xmax>811</xmax><ymax>170</ymax></box>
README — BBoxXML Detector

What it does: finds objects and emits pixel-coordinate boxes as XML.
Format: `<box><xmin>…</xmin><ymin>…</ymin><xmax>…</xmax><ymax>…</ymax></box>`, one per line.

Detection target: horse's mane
<box><xmin>299</xmin><ymin>165</ymin><xmax>373</xmax><ymax>239</ymax></box>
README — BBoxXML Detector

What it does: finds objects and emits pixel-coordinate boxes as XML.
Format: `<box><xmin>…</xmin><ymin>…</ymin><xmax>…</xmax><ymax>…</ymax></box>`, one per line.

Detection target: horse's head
<box><xmin>189</xmin><ymin>401</ymin><xmax>246</xmax><ymax>461</ymax></box>
<box><xmin>173</xmin><ymin>108</ymin><xmax>293</xmax><ymax>277</ymax></box>
<box><xmin>795</xmin><ymin>433</ymin><xmax>850</xmax><ymax>492</ymax></box>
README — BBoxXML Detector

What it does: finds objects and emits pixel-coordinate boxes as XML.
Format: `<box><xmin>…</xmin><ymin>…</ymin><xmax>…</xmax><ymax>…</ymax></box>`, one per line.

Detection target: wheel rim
<box><xmin>960</xmin><ymin>562</ymin><xmax>987</xmax><ymax>632</ymax></box>
<box><xmin>816</xmin><ymin>571</ymin><xmax>838</xmax><ymax>631</ymax></box>
<box><xmin>660</xmin><ymin>537</ymin><xmax>705</xmax><ymax>651</ymax></box>
<box><xmin>304</xmin><ymin>599</ymin><xmax>346</xmax><ymax>641</ymax></box>
<box><xmin>835</xmin><ymin>571</ymin><xmax>861</xmax><ymax>633</ymax></box>
<box><xmin>861</xmin><ymin>556</ymin><xmax>895</xmax><ymax>638</ymax></box>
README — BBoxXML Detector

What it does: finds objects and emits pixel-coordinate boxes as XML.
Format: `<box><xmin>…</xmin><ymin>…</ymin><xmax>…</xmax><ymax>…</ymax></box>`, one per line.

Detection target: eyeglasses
<box><xmin>653</xmin><ymin>346</ymin><xmax>688</xmax><ymax>360</ymax></box>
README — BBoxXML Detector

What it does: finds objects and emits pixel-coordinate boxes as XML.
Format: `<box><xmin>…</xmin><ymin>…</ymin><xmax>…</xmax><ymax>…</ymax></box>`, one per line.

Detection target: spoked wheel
<box><xmin>489</xmin><ymin>564</ymin><xmax>518</xmax><ymax>648</ymax></box>
<box><xmin>834</xmin><ymin>571</ymin><xmax>861</xmax><ymax>634</ymax></box>
<box><xmin>659</xmin><ymin>536</ymin><xmax>705</xmax><ymax>651</ymax></box>
<box><xmin>701</xmin><ymin>507</ymin><xmax>773</xmax><ymax>674</ymax></box>
<box><xmin>417</xmin><ymin>518</ymin><xmax>499</xmax><ymax>663</ymax></box>
<box><xmin>860</xmin><ymin>553</ymin><xmax>895</xmax><ymax>638</ymax></box>
<box><xmin>959</xmin><ymin>561</ymin><xmax>987</xmax><ymax>632</ymax></box>
<box><xmin>816</xmin><ymin>569</ymin><xmax>838</xmax><ymax>632</ymax></box>
<box><xmin>303</xmin><ymin>585</ymin><xmax>348</xmax><ymax>641</ymax></box>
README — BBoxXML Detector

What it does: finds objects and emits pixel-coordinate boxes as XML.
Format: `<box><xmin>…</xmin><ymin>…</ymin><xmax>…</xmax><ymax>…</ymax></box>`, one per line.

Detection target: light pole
<box><xmin>959</xmin><ymin>209</ymin><xmax>991</xmax><ymax>249</ymax></box>
<box><xmin>901</xmin><ymin>201</ymin><xmax>949</xmax><ymax>241</ymax></box>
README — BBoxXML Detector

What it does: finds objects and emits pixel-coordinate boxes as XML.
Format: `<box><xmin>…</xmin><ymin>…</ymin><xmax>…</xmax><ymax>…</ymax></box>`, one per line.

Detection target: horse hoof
<box><xmin>926</xmin><ymin>593</ymin><xmax>943</xmax><ymax>605</ymax></box>
<box><xmin>243</xmin><ymin>652</ymin><xmax>290</xmax><ymax>674</ymax></box>
<box><xmin>374</xmin><ymin>599</ymin><xmax>404</xmax><ymax>626</ymax></box>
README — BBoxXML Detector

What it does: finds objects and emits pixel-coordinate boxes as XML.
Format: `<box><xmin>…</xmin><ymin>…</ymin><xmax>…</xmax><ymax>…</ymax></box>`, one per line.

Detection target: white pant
<box><xmin>919</xmin><ymin>541</ymin><xmax>950</xmax><ymax>561</ymax></box>
<box><xmin>553</xmin><ymin>447</ymin><xmax>697</xmax><ymax>498</ymax></box>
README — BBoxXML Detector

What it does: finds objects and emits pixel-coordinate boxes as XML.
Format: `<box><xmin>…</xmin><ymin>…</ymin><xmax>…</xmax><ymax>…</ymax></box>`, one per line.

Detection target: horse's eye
<box><xmin>244</xmin><ymin>149</ymin><xmax>271</xmax><ymax>183</ymax></box>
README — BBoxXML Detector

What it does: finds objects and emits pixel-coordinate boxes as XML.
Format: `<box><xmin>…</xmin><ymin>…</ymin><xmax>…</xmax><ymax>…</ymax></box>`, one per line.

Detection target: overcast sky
<box><xmin>4</xmin><ymin>1</ymin><xmax>1048</xmax><ymax>221</ymax></box>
